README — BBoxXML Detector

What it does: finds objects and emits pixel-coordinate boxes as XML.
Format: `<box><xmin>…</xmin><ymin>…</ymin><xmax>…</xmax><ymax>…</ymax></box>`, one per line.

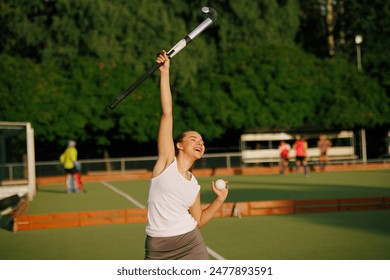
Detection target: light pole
<box><xmin>355</xmin><ymin>34</ymin><xmax>367</xmax><ymax>163</ymax></box>
<box><xmin>355</xmin><ymin>35</ymin><xmax>363</xmax><ymax>72</ymax></box>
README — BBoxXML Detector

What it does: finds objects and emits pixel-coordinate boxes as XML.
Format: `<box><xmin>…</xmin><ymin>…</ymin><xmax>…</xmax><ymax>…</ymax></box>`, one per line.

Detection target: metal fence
<box><xmin>2</xmin><ymin>152</ymin><xmax>390</xmax><ymax>180</ymax></box>
<box><xmin>34</xmin><ymin>152</ymin><xmax>243</xmax><ymax>177</ymax></box>
<box><xmin>0</xmin><ymin>163</ymin><xmax>27</xmax><ymax>181</ymax></box>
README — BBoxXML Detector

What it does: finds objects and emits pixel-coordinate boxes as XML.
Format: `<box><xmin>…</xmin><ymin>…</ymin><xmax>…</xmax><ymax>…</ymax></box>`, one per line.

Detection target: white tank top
<box><xmin>145</xmin><ymin>158</ymin><xmax>200</xmax><ymax>237</ymax></box>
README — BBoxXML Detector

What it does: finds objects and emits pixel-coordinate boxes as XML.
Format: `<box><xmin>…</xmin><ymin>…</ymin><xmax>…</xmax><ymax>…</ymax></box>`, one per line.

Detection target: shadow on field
<box><xmin>201</xmin><ymin>183</ymin><xmax>390</xmax><ymax>203</ymax></box>
<box><xmin>200</xmin><ymin>171</ymin><xmax>390</xmax><ymax>237</ymax></box>
<box><xmin>37</xmin><ymin>189</ymin><xmax>68</xmax><ymax>194</ymax></box>
<box><xmin>289</xmin><ymin>210</ymin><xmax>390</xmax><ymax>237</ymax></box>
<box><xmin>201</xmin><ymin>170</ymin><xmax>390</xmax><ymax>202</ymax></box>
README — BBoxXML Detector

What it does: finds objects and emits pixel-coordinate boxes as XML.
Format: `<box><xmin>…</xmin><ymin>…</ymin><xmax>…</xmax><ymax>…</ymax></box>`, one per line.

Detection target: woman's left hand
<box><xmin>211</xmin><ymin>181</ymin><xmax>229</xmax><ymax>202</ymax></box>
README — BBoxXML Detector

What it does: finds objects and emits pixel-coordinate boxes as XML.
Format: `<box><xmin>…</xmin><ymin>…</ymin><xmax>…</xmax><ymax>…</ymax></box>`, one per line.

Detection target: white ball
<box><xmin>215</xmin><ymin>179</ymin><xmax>226</xmax><ymax>190</ymax></box>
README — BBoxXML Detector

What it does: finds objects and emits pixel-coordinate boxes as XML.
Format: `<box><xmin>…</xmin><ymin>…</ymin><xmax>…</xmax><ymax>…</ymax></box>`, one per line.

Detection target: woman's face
<box><xmin>177</xmin><ymin>131</ymin><xmax>205</xmax><ymax>159</ymax></box>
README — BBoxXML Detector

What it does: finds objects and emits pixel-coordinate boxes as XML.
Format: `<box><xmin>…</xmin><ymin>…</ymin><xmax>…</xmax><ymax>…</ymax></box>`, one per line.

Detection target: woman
<box><xmin>293</xmin><ymin>136</ymin><xmax>309</xmax><ymax>175</ymax></box>
<box><xmin>144</xmin><ymin>50</ymin><xmax>229</xmax><ymax>260</ymax></box>
<box><xmin>317</xmin><ymin>135</ymin><xmax>332</xmax><ymax>171</ymax></box>
<box><xmin>278</xmin><ymin>140</ymin><xmax>290</xmax><ymax>175</ymax></box>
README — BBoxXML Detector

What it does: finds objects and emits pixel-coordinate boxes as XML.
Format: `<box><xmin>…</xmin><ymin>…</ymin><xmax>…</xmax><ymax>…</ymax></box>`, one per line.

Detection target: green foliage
<box><xmin>311</xmin><ymin>57</ymin><xmax>389</xmax><ymax>128</ymax></box>
<box><xmin>297</xmin><ymin>0</ymin><xmax>390</xmax><ymax>96</ymax></box>
<box><xmin>0</xmin><ymin>0</ymin><xmax>388</xmax><ymax>159</ymax></box>
<box><xmin>218</xmin><ymin>0</ymin><xmax>300</xmax><ymax>50</ymax></box>
<box><xmin>0</xmin><ymin>54</ymin><xmax>75</xmax><ymax>142</ymax></box>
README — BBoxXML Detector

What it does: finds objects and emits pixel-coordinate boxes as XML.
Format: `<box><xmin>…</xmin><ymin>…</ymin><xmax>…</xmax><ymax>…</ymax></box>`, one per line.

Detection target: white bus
<box><xmin>240</xmin><ymin>130</ymin><xmax>358</xmax><ymax>164</ymax></box>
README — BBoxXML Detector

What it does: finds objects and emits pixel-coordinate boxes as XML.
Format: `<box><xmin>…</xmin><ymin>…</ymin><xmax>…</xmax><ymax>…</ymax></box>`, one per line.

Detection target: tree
<box><xmin>0</xmin><ymin>0</ymin><xmax>388</xmax><ymax>160</ymax></box>
<box><xmin>297</xmin><ymin>0</ymin><xmax>390</xmax><ymax>96</ymax></box>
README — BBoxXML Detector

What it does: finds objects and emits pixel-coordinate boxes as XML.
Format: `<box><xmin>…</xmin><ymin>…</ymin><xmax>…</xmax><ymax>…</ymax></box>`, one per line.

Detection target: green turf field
<box><xmin>1</xmin><ymin>170</ymin><xmax>389</xmax><ymax>260</ymax></box>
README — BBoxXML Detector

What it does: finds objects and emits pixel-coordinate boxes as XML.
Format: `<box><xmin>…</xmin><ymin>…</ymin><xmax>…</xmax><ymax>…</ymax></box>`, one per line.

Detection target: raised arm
<box><xmin>152</xmin><ymin>50</ymin><xmax>175</xmax><ymax>178</ymax></box>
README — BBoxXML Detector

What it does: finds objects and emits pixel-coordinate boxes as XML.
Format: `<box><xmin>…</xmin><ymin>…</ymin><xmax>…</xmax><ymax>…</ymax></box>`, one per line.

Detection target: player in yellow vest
<box><xmin>60</xmin><ymin>140</ymin><xmax>78</xmax><ymax>193</ymax></box>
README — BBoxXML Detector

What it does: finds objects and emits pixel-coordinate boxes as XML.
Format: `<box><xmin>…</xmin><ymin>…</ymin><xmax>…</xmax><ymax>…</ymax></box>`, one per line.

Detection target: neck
<box><xmin>176</xmin><ymin>156</ymin><xmax>194</xmax><ymax>177</ymax></box>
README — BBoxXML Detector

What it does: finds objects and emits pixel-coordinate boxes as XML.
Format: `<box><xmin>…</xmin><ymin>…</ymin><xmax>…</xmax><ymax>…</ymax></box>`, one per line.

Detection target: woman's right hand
<box><xmin>156</xmin><ymin>50</ymin><xmax>170</xmax><ymax>73</ymax></box>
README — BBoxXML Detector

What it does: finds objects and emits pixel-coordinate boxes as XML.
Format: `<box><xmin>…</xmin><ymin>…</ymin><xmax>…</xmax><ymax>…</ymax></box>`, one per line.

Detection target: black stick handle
<box><xmin>109</xmin><ymin>62</ymin><xmax>163</xmax><ymax>109</ymax></box>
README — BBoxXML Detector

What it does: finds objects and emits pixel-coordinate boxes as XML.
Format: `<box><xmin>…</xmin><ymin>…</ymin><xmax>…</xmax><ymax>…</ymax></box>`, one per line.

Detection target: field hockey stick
<box><xmin>109</xmin><ymin>7</ymin><xmax>217</xmax><ymax>109</ymax></box>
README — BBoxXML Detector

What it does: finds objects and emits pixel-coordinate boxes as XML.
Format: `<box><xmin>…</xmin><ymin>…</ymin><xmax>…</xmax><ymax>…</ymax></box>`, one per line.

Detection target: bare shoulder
<box><xmin>152</xmin><ymin>155</ymin><xmax>175</xmax><ymax>178</ymax></box>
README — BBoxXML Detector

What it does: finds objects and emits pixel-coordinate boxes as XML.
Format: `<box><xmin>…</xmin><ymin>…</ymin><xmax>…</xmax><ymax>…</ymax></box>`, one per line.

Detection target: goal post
<box><xmin>0</xmin><ymin>121</ymin><xmax>36</xmax><ymax>201</ymax></box>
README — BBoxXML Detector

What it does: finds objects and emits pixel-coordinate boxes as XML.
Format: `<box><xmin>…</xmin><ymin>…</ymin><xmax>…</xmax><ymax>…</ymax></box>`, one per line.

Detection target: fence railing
<box><xmin>1</xmin><ymin>152</ymin><xmax>390</xmax><ymax>181</ymax></box>
<box><xmin>34</xmin><ymin>152</ymin><xmax>243</xmax><ymax>177</ymax></box>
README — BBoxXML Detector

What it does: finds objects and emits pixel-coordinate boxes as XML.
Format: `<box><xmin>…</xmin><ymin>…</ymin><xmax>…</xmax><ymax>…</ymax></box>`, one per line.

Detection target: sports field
<box><xmin>1</xmin><ymin>169</ymin><xmax>390</xmax><ymax>260</ymax></box>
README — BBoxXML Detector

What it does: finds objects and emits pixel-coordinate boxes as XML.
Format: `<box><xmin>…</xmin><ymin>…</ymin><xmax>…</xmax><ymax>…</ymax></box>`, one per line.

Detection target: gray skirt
<box><xmin>144</xmin><ymin>228</ymin><xmax>209</xmax><ymax>260</ymax></box>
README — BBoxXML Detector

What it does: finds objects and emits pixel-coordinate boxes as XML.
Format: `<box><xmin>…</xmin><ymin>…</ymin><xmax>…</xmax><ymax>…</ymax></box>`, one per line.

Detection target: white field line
<box><xmin>206</xmin><ymin>247</ymin><xmax>226</xmax><ymax>260</ymax></box>
<box><xmin>100</xmin><ymin>181</ymin><xmax>145</xmax><ymax>209</ymax></box>
<box><xmin>100</xmin><ymin>180</ymin><xmax>226</xmax><ymax>260</ymax></box>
